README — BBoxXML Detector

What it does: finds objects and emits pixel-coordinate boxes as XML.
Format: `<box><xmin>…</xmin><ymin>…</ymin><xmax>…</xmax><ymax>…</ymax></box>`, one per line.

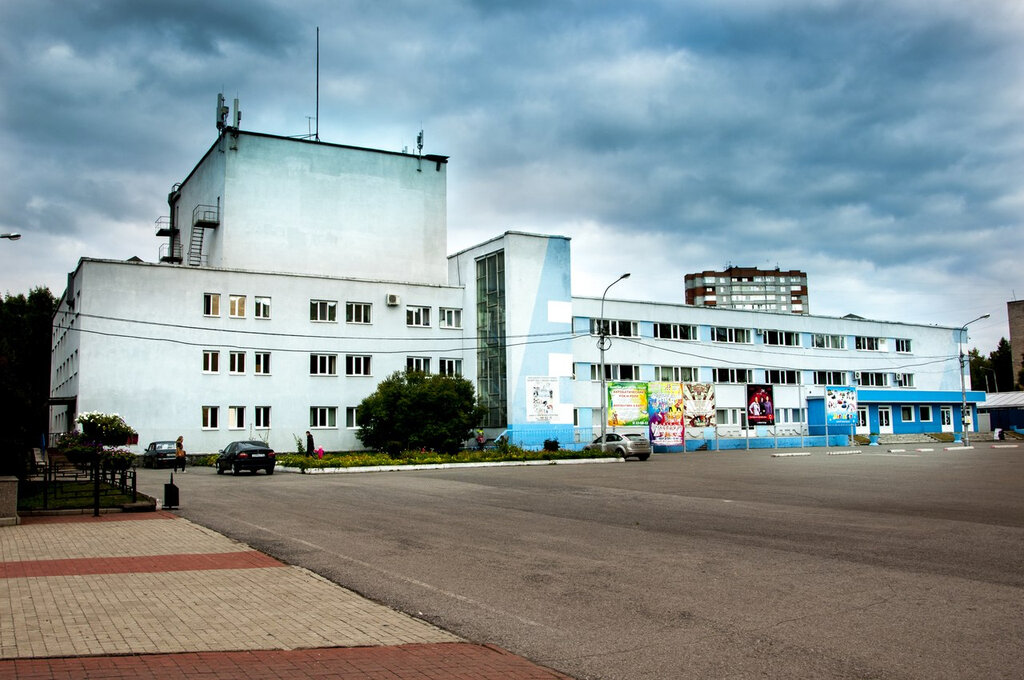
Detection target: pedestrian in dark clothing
<box><xmin>175</xmin><ymin>435</ymin><xmax>187</xmax><ymax>472</ymax></box>
<box><xmin>306</xmin><ymin>431</ymin><xmax>314</xmax><ymax>457</ymax></box>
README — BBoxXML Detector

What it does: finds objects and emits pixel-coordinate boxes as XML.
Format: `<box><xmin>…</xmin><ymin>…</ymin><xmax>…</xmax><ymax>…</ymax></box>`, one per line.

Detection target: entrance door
<box><xmin>941</xmin><ymin>406</ymin><xmax>954</xmax><ymax>433</ymax></box>
<box><xmin>878</xmin><ymin>406</ymin><xmax>893</xmax><ymax>434</ymax></box>
<box><xmin>856</xmin><ymin>406</ymin><xmax>869</xmax><ymax>435</ymax></box>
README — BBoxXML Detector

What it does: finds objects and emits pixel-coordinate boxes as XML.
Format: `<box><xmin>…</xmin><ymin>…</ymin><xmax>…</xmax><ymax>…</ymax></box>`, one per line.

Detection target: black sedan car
<box><xmin>143</xmin><ymin>440</ymin><xmax>178</xmax><ymax>468</ymax></box>
<box><xmin>216</xmin><ymin>440</ymin><xmax>276</xmax><ymax>475</ymax></box>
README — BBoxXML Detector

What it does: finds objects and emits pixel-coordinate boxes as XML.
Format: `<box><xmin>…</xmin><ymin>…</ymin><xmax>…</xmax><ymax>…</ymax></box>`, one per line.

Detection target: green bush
<box><xmin>543</xmin><ymin>438</ymin><xmax>559</xmax><ymax>452</ymax></box>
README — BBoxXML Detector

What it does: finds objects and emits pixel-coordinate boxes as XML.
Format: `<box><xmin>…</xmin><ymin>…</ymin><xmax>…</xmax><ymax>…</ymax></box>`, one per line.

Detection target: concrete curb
<box><xmin>826</xmin><ymin>449</ymin><xmax>862</xmax><ymax>455</ymax></box>
<box><xmin>771</xmin><ymin>452</ymin><xmax>811</xmax><ymax>458</ymax></box>
<box><xmin>279</xmin><ymin>457</ymin><xmax>624</xmax><ymax>474</ymax></box>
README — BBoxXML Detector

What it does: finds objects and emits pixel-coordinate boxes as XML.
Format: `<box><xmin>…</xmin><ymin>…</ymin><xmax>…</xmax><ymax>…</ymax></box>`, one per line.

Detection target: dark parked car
<box><xmin>216</xmin><ymin>440</ymin><xmax>276</xmax><ymax>475</ymax></box>
<box><xmin>584</xmin><ymin>432</ymin><xmax>652</xmax><ymax>460</ymax></box>
<box><xmin>143</xmin><ymin>440</ymin><xmax>178</xmax><ymax>468</ymax></box>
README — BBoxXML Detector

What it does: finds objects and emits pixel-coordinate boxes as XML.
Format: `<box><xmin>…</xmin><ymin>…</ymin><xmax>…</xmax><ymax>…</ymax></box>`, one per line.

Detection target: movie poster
<box><xmin>825</xmin><ymin>386</ymin><xmax>858</xmax><ymax>425</ymax></box>
<box><xmin>746</xmin><ymin>384</ymin><xmax>775</xmax><ymax>426</ymax></box>
<box><xmin>682</xmin><ymin>383</ymin><xmax>716</xmax><ymax>431</ymax></box>
<box><xmin>526</xmin><ymin>376</ymin><xmax>558</xmax><ymax>423</ymax></box>
<box><xmin>647</xmin><ymin>382</ymin><xmax>684</xmax><ymax>445</ymax></box>
<box><xmin>607</xmin><ymin>382</ymin><xmax>648</xmax><ymax>427</ymax></box>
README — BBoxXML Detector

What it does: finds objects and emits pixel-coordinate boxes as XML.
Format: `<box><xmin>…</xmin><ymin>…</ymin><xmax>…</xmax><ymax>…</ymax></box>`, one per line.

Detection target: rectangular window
<box><xmin>310</xmin><ymin>354</ymin><xmax>338</xmax><ymax>376</ymax></box>
<box><xmin>716</xmin><ymin>408</ymin><xmax>748</xmax><ymax>428</ymax></box>
<box><xmin>346</xmin><ymin>407</ymin><xmax>359</xmax><ymax>429</ymax></box>
<box><xmin>901</xmin><ymin>405</ymin><xmax>914</xmax><ymax>421</ymax></box>
<box><xmin>590</xmin><ymin>364</ymin><xmax>640</xmax><ymax>381</ymax></box>
<box><xmin>229</xmin><ymin>351</ymin><xmax>245</xmax><ymax>374</ymax></box>
<box><xmin>310</xmin><ymin>300</ymin><xmax>337</xmax><ymax>322</ymax></box>
<box><xmin>896</xmin><ymin>373</ymin><xmax>915</xmax><ymax>388</ymax></box>
<box><xmin>407</xmin><ymin>356</ymin><xmax>431</xmax><ymax>373</ymax></box>
<box><xmin>653</xmin><ymin>323</ymin><xmax>697</xmax><ymax>341</ymax></box>
<box><xmin>857</xmin><ymin>372</ymin><xmax>889</xmax><ymax>387</ymax></box>
<box><xmin>814</xmin><ymin>371</ymin><xmax>848</xmax><ymax>386</ymax></box>
<box><xmin>406</xmin><ymin>306</ymin><xmax>431</xmax><ymax>327</ymax></box>
<box><xmin>590</xmin><ymin>319</ymin><xmax>638</xmax><ymax>337</ymax></box>
<box><xmin>310</xmin><ymin>406</ymin><xmax>337</xmax><ymax>428</ymax></box>
<box><xmin>254</xmin><ymin>406</ymin><xmax>271</xmax><ymax>429</ymax></box>
<box><xmin>766</xmin><ymin>369</ymin><xmax>800</xmax><ymax>384</ymax></box>
<box><xmin>346</xmin><ymin>355</ymin><xmax>372</xmax><ymax>376</ymax></box>
<box><xmin>254</xmin><ymin>297</ymin><xmax>271</xmax><ymax>319</ymax></box>
<box><xmin>227</xmin><ymin>406</ymin><xmax>245</xmax><ymax>429</ymax></box>
<box><xmin>440</xmin><ymin>307</ymin><xmax>463</xmax><ymax>329</ymax></box>
<box><xmin>346</xmin><ymin>302</ymin><xmax>372</xmax><ymax>324</ymax></box>
<box><xmin>812</xmin><ymin>334</ymin><xmax>846</xmax><ymax>350</ymax></box>
<box><xmin>204</xmin><ymin>293</ymin><xmax>220</xmax><ymax>317</ymax></box>
<box><xmin>712</xmin><ymin>327</ymin><xmax>752</xmax><ymax>344</ymax></box>
<box><xmin>762</xmin><ymin>330</ymin><xmax>800</xmax><ymax>346</ymax></box>
<box><xmin>895</xmin><ymin>338</ymin><xmax>912</xmax><ymax>353</ymax></box>
<box><xmin>254</xmin><ymin>352</ymin><xmax>271</xmax><ymax>375</ymax></box>
<box><xmin>229</xmin><ymin>295</ymin><xmax>246</xmax><ymax>318</ymax></box>
<box><xmin>654</xmin><ymin>366</ymin><xmax>696</xmax><ymax>382</ymax></box>
<box><xmin>713</xmin><ymin>368</ymin><xmax>752</xmax><ymax>383</ymax></box>
<box><xmin>202</xmin><ymin>405</ymin><xmax>219</xmax><ymax>429</ymax></box>
<box><xmin>855</xmin><ymin>336</ymin><xmax>886</xmax><ymax>351</ymax></box>
<box><xmin>920</xmin><ymin>405</ymin><xmax>932</xmax><ymax>422</ymax></box>
<box><xmin>439</xmin><ymin>358</ymin><xmax>463</xmax><ymax>377</ymax></box>
<box><xmin>203</xmin><ymin>350</ymin><xmax>219</xmax><ymax>373</ymax></box>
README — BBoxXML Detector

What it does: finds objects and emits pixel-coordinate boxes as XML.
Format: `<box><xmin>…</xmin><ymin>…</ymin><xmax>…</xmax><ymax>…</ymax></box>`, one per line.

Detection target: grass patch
<box><xmin>18</xmin><ymin>480</ymin><xmax>137</xmax><ymax>511</ymax></box>
<box><xmin>273</xmin><ymin>447</ymin><xmax>610</xmax><ymax>472</ymax></box>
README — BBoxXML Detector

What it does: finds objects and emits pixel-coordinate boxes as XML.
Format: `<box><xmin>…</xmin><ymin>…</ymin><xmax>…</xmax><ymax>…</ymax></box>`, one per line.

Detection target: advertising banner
<box><xmin>526</xmin><ymin>376</ymin><xmax>559</xmax><ymax>423</ymax></box>
<box><xmin>607</xmin><ymin>382</ymin><xmax>648</xmax><ymax>427</ymax></box>
<box><xmin>746</xmin><ymin>384</ymin><xmax>775</xmax><ymax>426</ymax></box>
<box><xmin>682</xmin><ymin>383</ymin><xmax>716</xmax><ymax>431</ymax></box>
<box><xmin>825</xmin><ymin>386</ymin><xmax>857</xmax><ymax>425</ymax></box>
<box><xmin>647</xmin><ymin>382</ymin><xmax>684</xmax><ymax>445</ymax></box>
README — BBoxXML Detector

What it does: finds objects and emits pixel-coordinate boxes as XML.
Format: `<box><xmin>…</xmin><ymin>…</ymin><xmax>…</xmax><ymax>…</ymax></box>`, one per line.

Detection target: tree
<box><xmin>989</xmin><ymin>338</ymin><xmax>1013</xmax><ymax>393</ymax></box>
<box><xmin>356</xmin><ymin>371</ymin><xmax>487</xmax><ymax>456</ymax></box>
<box><xmin>0</xmin><ymin>287</ymin><xmax>57</xmax><ymax>475</ymax></box>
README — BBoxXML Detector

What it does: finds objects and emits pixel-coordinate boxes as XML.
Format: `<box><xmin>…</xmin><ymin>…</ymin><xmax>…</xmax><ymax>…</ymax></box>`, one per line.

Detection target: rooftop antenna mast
<box><xmin>315</xmin><ymin>26</ymin><xmax>320</xmax><ymax>142</ymax></box>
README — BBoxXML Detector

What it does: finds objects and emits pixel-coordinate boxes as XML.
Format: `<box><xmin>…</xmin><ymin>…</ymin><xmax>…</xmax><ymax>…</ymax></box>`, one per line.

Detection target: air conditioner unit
<box><xmin>386</xmin><ymin>294</ymin><xmax>401</xmax><ymax>307</ymax></box>
<box><xmin>854</xmin><ymin>372</ymin><xmax>862</xmax><ymax>384</ymax></box>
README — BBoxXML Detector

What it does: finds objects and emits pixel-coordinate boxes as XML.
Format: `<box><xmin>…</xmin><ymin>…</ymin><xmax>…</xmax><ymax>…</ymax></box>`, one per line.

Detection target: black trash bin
<box><xmin>163</xmin><ymin>473</ymin><xmax>179</xmax><ymax>509</ymax></box>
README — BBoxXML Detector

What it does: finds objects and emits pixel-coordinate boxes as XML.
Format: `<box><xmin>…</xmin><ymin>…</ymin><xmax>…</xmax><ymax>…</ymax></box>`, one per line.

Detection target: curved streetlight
<box><xmin>958</xmin><ymin>314</ymin><xmax>990</xmax><ymax>446</ymax></box>
<box><xmin>1</xmin><ymin>233</ymin><xmax>21</xmax><ymax>241</ymax></box>
<box><xmin>599</xmin><ymin>273</ymin><xmax>630</xmax><ymax>446</ymax></box>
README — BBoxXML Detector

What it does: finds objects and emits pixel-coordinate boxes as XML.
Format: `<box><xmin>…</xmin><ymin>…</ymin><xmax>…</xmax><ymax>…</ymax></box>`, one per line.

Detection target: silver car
<box><xmin>584</xmin><ymin>433</ymin><xmax>652</xmax><ymax>460</ymax></box>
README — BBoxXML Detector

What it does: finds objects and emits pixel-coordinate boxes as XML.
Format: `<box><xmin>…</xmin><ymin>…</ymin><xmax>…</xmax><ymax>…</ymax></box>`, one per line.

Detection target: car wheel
<box><xmin>216</xmin><ymin>463</ymin><xmax>225</xmax><ymax>474</ymax></box>
<box><xmin>637</xmin><ymin>454</ymin><xmax>650</xmax><ymax>461</ymax></box>
<box><xmin>266</xmin><ymin>466</ymin><xmax>275</xmax><ymax>475</ymax></box>
<box><xmin>615</xmin><ymin>447</ymin><xmax>626</xmax><ymax>458</ymax></box>
<box><xmin>233</xmin><ymin>464</ymin><xmax>241</xmax><ymax>475</ymax></box>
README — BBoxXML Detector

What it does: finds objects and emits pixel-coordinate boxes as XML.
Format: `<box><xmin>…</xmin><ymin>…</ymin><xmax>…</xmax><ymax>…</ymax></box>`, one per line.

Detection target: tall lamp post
<box><xmin>958</xmin><ymin>314</ymin><xmax>990</xmax><ymax>446</ymax></box>
<box><xmin>599</xmin><ymin>273</ymin><xmax>630</xmax><ymax>445</ymax></box>
<box><xmin>1</xmin><ymin>232</ymin><xmax>21</xmax><ymax>240</ymax></box>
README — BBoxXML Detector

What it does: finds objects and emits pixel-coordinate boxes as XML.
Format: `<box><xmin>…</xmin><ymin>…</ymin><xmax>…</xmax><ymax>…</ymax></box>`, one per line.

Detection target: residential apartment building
<box><xmin>685</xmin><ymin>267</ymin><xmax>809</xmax><ymax>314</ymax></box>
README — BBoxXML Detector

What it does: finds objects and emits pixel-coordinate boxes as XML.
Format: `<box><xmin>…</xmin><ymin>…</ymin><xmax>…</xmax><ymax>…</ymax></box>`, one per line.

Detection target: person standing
<box><xmin>306</xmin><ymin>430</ymin><xmax>315</xmax><ymax>457</ymax></box>
<box><xmin>175</xmin><ymin>435</ymin><xmax>187</xmax><ymax>472</ymax></box>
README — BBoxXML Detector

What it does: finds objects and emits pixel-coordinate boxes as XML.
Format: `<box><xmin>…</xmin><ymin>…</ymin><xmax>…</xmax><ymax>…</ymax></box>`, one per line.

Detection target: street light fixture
<box><xmin>599</xmin><ymin>273</ymin><xmax>630</xmax><ymax>446</ymax></box>
<box><xmin>958</xmin><ymin>314</ymin><xmax>990</xmax><ymax>446</ymax></box>
<box><xmin>1</xmin><ymin>233</ymin><xmax>21</xmax><ymax>241</ymax></box>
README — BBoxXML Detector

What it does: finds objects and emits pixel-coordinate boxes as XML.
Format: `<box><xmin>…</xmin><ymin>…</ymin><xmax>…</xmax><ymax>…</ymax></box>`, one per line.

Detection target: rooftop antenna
<box><xmin>315</xmin><ymin>26</ymin><xmax>320</xmax><ymax>142</ymax></box>
<box><xmin>416</xmin><ymin>128</ymin><xmax>424</xmax><ymax>171</ymax></box>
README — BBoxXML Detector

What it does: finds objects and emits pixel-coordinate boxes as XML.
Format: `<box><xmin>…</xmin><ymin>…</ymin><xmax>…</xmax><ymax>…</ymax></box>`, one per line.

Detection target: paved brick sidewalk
<box><xmin>0</xmin><ymin>512</ymin><xmax>571</xmax><ymax>679</ymax></box>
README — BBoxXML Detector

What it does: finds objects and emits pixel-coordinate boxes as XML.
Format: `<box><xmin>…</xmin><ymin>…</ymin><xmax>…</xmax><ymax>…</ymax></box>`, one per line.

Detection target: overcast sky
<box><xmin>1</xmin><ymin>0</ymin><xmax>1020</xmax><ymax>353</ymax></box>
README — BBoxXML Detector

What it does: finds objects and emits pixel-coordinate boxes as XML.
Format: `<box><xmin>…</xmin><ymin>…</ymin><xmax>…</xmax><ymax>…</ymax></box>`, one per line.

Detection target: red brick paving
<box><xmin>0</xmin><ymin>549</ymin><xmax>283</xmax><ymax>578</ymax></box>
<box><xmin>18</xmin><ymin>511</ymin><xmax>179</xmax><ymax>525</ymax></box>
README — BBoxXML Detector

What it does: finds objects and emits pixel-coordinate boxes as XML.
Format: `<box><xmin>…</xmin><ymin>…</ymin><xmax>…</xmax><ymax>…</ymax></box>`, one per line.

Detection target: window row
<box><xmin>204</xmin><ymin>293</ymin><xmax>271</xmax><ymax>319</ymax></box>
<box><xmin>310</xmin><ymin>299</ymin><xmax>462</xmax><ymax>328</ymax></box>
<box><xmin>584</xmin><ymin>364</ymin><xmax>915</xmax><ymax>387</ymax></box>
<box><xmin>202</xmin><ymin>351</ymin><xmax>463</xmax><ymax>377</ymax></box>
<box><xmin>199</xmin><ymin>405</ymin><xmax>361</xmax><ymax>430</ymax></box>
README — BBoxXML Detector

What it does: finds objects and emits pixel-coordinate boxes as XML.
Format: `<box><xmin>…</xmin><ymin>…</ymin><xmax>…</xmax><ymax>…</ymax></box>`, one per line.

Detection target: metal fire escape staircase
<box><xmin>187</xmin><ymin>204</ymin><xmax>220</xmax><ymax>267</ymax></box>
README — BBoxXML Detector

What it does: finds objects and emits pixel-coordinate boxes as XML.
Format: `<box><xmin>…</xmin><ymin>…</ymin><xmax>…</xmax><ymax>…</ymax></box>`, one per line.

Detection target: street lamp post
<box><xmin>958</xmin><ymin>314</ymin><xmax>990</xmax><ymax>446</ymax></box>
<box><xmin>599</xmin><ymin>273</ymin><xmax>630</xmax><ymax>446</ymax></box>
<box><xmin>1</xmin><ymin>233</ymin><xmax>21</xmax><ymax>241</ymax></box>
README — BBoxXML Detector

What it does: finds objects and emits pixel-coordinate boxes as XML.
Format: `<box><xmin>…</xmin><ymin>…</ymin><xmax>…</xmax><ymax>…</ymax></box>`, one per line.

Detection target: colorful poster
<box><xmin>746</xmin><ymin>384</ymin><xmax>775</xmax><ymax>426</ymax></box>
<box><xmin>526</xmin><ymin>376</ymin><xmax>559</xmax><ymax>423</ymax></box>
<box><xmin>607</xmin><ymin>382</ymin><xmax>648</xmax><ymax>427</ymax></box>
<box><xmin>647</xmin><ymin>382</ymin><xmax>684</xmax><ymax>445</ymax></box>
<box><xmin>825</xmin><ymin>386</ymin><xmax>857</xmax><ymax>425</ymax></box>
<box><xmin>683</xmin><ymin>383</ymin><xmax>716</xmax><ymax>430</ymax></box>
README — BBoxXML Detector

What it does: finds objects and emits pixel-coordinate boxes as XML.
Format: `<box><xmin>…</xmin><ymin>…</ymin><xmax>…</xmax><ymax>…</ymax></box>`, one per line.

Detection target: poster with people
<box><xmin>682</xmin><ymin>383</ymin><xmax>716</xmax><ymax>431</ymax></box>
<box><xmin>607</xmin><ymin>382</ymin><xmax>649</xmax><ymax>427</ymax></box>
<box><xmin>825</xmin><ymin>386</ymin><xmax>857</xmax><ymax>425</ymax></box>
<box><xmin>526</xmin><ymin>376</ymin><xmax>559</xmax><ymax>423</ymax></box>
<box><xmin>647</xmin><ymin>382</ymin><xmax>684</xmax><ymax>445</ymax></box>
<box><xmin>746</xmin><ymin>384</ymin><xmax>775</xmax><ymax>426</ymax></box>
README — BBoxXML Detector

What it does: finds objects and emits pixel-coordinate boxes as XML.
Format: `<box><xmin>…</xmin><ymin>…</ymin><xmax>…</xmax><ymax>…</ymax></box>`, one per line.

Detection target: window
<box><xmin>407</xmin><ymin>306</ymin><xmax>431</xmax><ymax>327</ymax></box>
<box><xmin>229</xmin><ymin>295</ymin><xmax>246</xmax><ymax>318</ymax></box>
<box><xmin>203</xmin><ymin>350</ymin><xmax>219</xmax><ymax>373</ymax></box>
<box><xmin>203</xmin><ymin>293</ymin><xmax>220</xmax><ymax>317</ymax></box>
<box><xmin>310</xmin><ymin>300</ymin><xmax>337</xmax><ymax>322</ymax></box>
<box><xmin>254</xmin><ymin>352</ymin><xmax>271</xmax><ymax>375</ymax></box>
<box><xmin>762</xmin><ymin>330</ymin><xmax>800</xmax><ymax>346</ymax></box>
<box><xmin>346</xmin><ymin>407</ymin><xmax>359</xmax><ymax>429</ymax></box>
<box><xmin>920</xmin><ymin>405</ymin><xmax>933</xmax><ymax>422</ymax></box>
<box><xmin>813</xmin><ymin>371</ymin><xmax>847</xmax><ymax>386</ymax></box>
<box><xmin>590</xmin><ymin>319</ymin><xmax>638</xmax><ymax>337</ymax></box>
<box><xmin>590</xmin><ymin>364</ymin><xmax>640</xmax><ymax>381</ymax></box>
<box><xmin>653</xmin><ymin>323</ymin><xmax>697</xmax><ymax>341</ymax></box>
<box><xmin>202</xmin><ymin>406</ymin><xmax>219</xmax><ymax>429</ymax></box>
<box><xmin>896</xmin><ymin>373</ymin><xmax>915</xmax><ymax>388</ymax></box>
<box><xmin>310</xmin><ymin>354</ymin><xmax>338</xmax><ymax>376</ymax></box>
<box><xmin>407</xmin><ymin>356</ymin><xmax>430</xmax><ymax>373</ymax></box>
<box><xmin>901</xmin><ymin>405</ymin><xmax>914</xmax><ymax>421</ymax></box>
<box><xmin>857</xmin><ymin>372</ymin><xmax>889</xmax><ymax>387</ymax></box>
<box><xmin>439</xmin><ymin>358</ymin><xmax>463</xmax><ymax>377</ymax></box>
<box><xmin>654</xmin><ymin>366</ymin><xmax>696</xmax><ymax>382</ymax></box>
<box><xmin>778</xmin><ymin>408</ymin><xmax>805</xmax><ymax>423</ymax></box>
<box><xmin>895</xmin><ymin>338</ymin><xmax>912</xmax><ymax>353</ymax></box>
<box><xmin>346</xmin><ymin>355</ymin><xmax>372</xmax><ymax>376</ymax></box>
<box><xmin>254</xmin><ymin>406</ymin><xmax>271</xmax><ymax>429</ymax></box>
<box><xmin>712</xmin><ymin>327</ymin><xmax>752</xmax><ymax>344</ymax></box>
<box><xmin>346</xmin><ymin>302</ymin><xmax>372</xmax><ymax>324</ymax></box>
<box><xmin>812</xmin><ymin>334</ymin><xmax>846</xmax><ymax>350</ymax></box>
<box><xmin>440</xmin><ymin>308</ymin><xmax>462</xmax><ymax>329</ymax></box>
<box><xmin>855</xmin><ymin>336</ymin><xmax>886</xmax><ymax>351</ymax></box>
<box><xmin>766</xmin><ymin>370</ymin><xmax>800</xmax><ymax>385</ymax></box>
<box><xmin>310</xmin><ymin>406</ymin><xmax>337</xmax><ymax>428</ymax></box>
<box><xmin>228</xmin><ymin>406</ymin><xmax>245</xmax><ymax>429</ymax></box>
<box><xmin>229</xmin><ymin>351</ymin><xmax>245</xmax><ymax>374</ymax></box>
<box><xmin>716</xmin><ymin>408</ymin><xmax>748</xmax><ymax>428</ymax></box>
<box><xmin>713</xmin><ymin>368</ymin><xmax>752</xmax><ymax>383</ymax></box>
<box><xmin>254</xmin><ymin>297</ymin><xmax>271</xmax><ymax>319</ymax></box>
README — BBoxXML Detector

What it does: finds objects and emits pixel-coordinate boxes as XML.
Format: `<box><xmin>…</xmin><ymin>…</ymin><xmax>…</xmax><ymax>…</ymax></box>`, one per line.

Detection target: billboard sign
<box><xmin>647</xmin><ymin>382</ymin><xmax>684</xmax><ymax>445</ymax></box>
<box><xmin>607</xmin><ymin>382</ymin><xmax>649</xmax><ymax>427</ymax></box>
<box><xmin>746</xmin><ymin>384</ymin><xmax>775</xmax><ymax>426</ymax></box>
<box><xmin>825</xmin><ymin>386</ymin><xmax>858</xmax><ymax>425</ymax></box>
<box><xmin>683</xmin><ymin>383</ymin><xmax>716</xmax><ymax>431</ymax></box>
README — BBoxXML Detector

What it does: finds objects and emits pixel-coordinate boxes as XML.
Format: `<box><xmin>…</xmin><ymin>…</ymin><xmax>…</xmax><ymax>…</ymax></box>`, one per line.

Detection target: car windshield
<box><xmin>155</xmin><ymin>443</ymin><xmax>174</xmax><ymax>451</ymax></box>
